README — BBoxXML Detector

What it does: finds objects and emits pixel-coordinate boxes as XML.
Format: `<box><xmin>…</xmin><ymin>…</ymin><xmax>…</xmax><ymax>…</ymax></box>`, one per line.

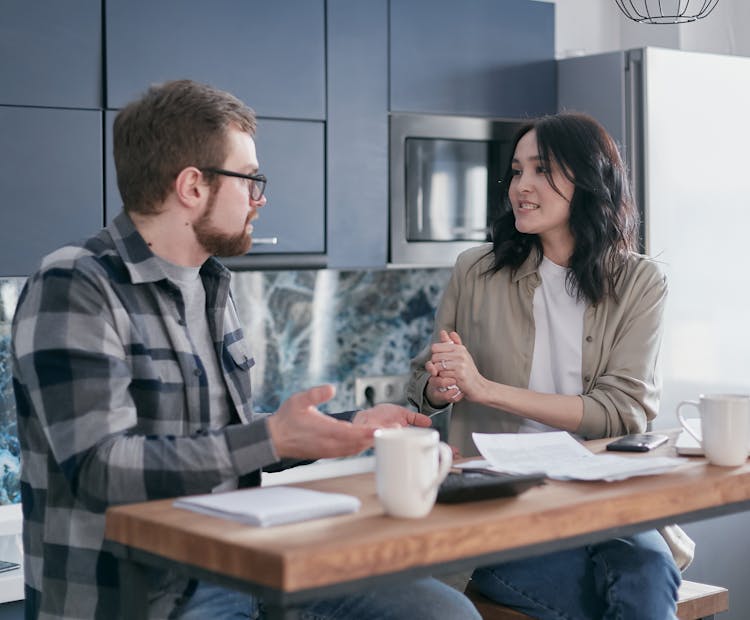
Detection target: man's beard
<box><xmin>193</xmin><ymin>192</ymin><xmax>253</xmax><ymax>257</ymax></box>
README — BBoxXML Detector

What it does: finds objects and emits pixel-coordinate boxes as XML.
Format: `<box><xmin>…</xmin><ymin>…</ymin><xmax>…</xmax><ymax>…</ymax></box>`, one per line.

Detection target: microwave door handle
<box><xmin>450</xmin><ymin>226</ymin><xmax>490</xmax><ymax>234</ymax></box>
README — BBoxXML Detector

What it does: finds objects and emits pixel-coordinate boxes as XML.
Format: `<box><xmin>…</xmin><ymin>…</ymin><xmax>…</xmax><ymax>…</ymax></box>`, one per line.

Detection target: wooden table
<box><xmin>105</xmin><ymin>432</ymin><xmax>750</xmax><ymax>619</ymax></box>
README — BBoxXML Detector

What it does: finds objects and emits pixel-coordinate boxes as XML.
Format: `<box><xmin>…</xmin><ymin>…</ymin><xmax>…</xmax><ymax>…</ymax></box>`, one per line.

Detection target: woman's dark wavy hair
<box><xmin>486</xmin><ymin>112</ymin><xmax>640</xmax><ymax>305</ymax></box>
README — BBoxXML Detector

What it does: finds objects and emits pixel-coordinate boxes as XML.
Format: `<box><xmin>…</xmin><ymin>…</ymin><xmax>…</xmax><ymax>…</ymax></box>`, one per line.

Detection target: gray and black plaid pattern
<box><xmin>12</xmin><ymin>212</ymin><xmax>278</xmax><ymax>619</ymax></box>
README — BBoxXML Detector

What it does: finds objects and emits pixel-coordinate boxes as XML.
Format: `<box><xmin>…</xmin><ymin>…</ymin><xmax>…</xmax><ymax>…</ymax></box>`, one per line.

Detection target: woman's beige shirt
<box><xmin>406</xmin><ymin>246</ymin><xmax>696</xmax><ymax>570</ymax></box>
<box><xmin>408</xmin><ymin>243</ymin><xmax>668</xmax><ymax>457</ymax></box>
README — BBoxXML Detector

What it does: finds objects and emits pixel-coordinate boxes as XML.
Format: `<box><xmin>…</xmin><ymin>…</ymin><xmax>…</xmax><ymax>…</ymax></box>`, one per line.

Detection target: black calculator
<box><xmin>436</xmin><ymin>470</ymin><xmax>546</xmax><ymax>504</ymax></box>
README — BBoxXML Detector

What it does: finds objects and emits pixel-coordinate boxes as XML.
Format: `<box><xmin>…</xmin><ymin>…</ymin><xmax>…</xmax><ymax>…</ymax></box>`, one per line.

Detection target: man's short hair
<box><xmin>113</xmin><ymin>79</ymin><xmax>257</xmax><ymax>215</ymax></box>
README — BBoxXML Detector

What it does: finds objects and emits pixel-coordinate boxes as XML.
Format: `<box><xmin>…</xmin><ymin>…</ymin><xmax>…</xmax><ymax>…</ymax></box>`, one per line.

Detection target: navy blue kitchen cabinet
<box><xmin>0</xmin><ymin>0</ymin><xmax>101</xmax><ymax>108</ymax></box>
<box><xmin>0</xmin><ymin>107</ymin><xmax>103</xmax><ymax>276</ymax></box>
<box><xmin>104</xmin><ymin>111</ymin><xmax>119</xmax><ymax>224</ymax></box>
<box><xmin>248</xmin><ymin>119</ymin><xmax>325</xmax><ymax>255</ymax></box>
<box><xmin>0</xmin><ymin>0</ymin><xmax>559</xmax><ymax>275</ymax></box>
<box><xmin>390</xmin><ymin>0</ymin><xmax>556</xmax><ymax>118</ymax></box>
<box><xmin>222</xmin><ymin>118</ymin><xmax>326</xmax><ymax>266</ymax></box>
<box><xmin>105</xmin><ymin>0</ymin><xmax>326</xmax><ymax>120</ymax></box>
<box><xmin>326</xmin><ymin>0</ymin><xmax>389</xmax><ymax>268</ymax></box>
<box><xmin>106</xmin><ymin>113</ymin><xmax>325</xmax><ymax>258</ymax></box>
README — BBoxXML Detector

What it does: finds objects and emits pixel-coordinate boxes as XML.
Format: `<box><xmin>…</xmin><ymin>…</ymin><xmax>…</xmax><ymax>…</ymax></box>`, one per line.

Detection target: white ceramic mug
<box><xmin>676</xmin><ymin>394</ymin><xmax>750</xmax><ymax>466</ymax></box>
<box><xmin>374</xmin><ymin>427</ymin><xmax>452</xmax><ymax>518</ymax></box>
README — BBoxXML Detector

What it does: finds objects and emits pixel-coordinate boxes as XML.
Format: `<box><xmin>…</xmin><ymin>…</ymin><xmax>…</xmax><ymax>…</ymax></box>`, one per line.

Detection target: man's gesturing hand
<box><xmin>267</xmin><ymin>385</ymin><xmax>433</xmax><ymax>460</ymax></box>
<box><xmin>352</xmin><ymin>404</ymin><xmax>432</xmax><ymax>430</ymax></box>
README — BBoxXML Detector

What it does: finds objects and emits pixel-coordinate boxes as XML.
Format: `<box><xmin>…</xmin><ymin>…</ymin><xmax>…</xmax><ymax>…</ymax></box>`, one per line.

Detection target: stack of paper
<box><xmin>467</xmin><ymin>432</ymin><xmax>685</xmax><ymax>482</ymax></box>
<box><xmin>174</xmin><ymin>486</ymin><xmax>361</xmax><ymax>527</ymax></box>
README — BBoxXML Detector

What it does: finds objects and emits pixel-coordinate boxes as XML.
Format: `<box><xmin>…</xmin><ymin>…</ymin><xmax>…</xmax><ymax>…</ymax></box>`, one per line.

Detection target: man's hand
<box><xmin>351</xmin><ymin>404</ymin><xmax>432</xmax><ymax>430</ymax></box>
<box><xmin>267</xmin><ymin>384</ymin><xmax>375</xmax><ymax>459</ymax></box>
<box><xmin>266</xmin><ymin>386</ymin><xmax>434</xmax><ymax>460</ymax></box>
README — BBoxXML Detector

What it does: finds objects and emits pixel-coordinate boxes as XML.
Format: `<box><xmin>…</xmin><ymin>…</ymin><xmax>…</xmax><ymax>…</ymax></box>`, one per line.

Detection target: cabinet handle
<box><xmin>252</xmin><ymin>237</ymin><xmax>279</xmax><ymax>245</ymax></box>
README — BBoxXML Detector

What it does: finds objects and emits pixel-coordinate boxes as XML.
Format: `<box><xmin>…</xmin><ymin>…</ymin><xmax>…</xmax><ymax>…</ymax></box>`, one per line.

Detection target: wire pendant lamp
<box><xmin>614</xmin><ymin>0</ymin><xmax>720</xmax><ymax>24</ymax></box>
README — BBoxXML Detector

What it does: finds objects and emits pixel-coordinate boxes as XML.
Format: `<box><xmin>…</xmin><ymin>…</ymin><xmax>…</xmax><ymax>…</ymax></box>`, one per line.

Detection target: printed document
<box><xmin>466</xmin><ymin>432</ymin><xmax>684</xmax><ymax>481</ymax></box>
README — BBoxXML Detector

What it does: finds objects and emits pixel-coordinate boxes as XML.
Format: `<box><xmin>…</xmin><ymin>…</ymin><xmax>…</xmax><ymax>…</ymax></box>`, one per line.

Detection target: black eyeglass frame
<box><xmin>200</xmin><ymin>167</ymin><xmax>267</xmax><ymax>201</ymax></box>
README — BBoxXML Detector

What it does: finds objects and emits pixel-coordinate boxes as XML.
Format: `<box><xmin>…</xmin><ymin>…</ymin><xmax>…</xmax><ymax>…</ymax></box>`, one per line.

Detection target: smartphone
<box><xmin>606</xmin><ymin>433</ymin><xmax>669</xmax><ymax>452</ymax></box>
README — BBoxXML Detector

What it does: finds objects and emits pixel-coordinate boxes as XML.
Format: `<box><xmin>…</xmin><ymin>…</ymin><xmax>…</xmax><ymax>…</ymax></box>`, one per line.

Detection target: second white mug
<box><xmin>374</xmin><ymin>426</ymin><xmax>452</xmax><ymax>518</ymax></box>
<box><xmin>676</xmin><ymin>394</ymin><xmax>750</xmax><ymax>467</ymax></box>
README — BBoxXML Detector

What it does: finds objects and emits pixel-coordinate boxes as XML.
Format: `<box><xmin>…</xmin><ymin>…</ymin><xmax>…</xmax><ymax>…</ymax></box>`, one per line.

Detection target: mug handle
<box><xmin>676</xmin><ymin>400</ymin><xmax>702</xmax><ymax>443</ymax></box>
<box><xmin>423</xmin><ymin>442</ymin><xmax>453</xmax><ymax>497</ymax></box>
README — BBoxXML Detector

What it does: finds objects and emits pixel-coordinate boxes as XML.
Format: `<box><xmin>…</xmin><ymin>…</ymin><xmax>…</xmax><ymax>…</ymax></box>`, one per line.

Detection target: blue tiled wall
<box><xmin>0</xmin><ymin>267</ymin><xmax>450</xmax><ymax>505</ymax></box>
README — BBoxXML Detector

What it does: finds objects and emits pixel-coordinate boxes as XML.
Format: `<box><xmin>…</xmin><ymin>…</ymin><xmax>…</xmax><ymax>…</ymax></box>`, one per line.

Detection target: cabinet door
<box><xmin>326</xmin><ymin>0</ymin><xmax>389</xmax><ymax>268</ymax></box>
<box><xmin>250</xmin><ymin>119</ymin><xmax>325</xmax><ymax>254</ymax></box>
<box><xmin>106</xmin><ymin>0</ymin><xmax>325</xmax><ymax>120</ymax></box>
<box><xmin>390</xmin><ymin>0</ymin><xmax>555</xmax><ymax>118</ymax></box>
<box><xmin>106</xmin><ymin>114</ymin><xmax>324</xmax><ymax>255</ymax></box>
<box><xmin>104</xmin><ymin>111</ymin><xmax>122</xmax><ymax>224</ymax></box>
<box><xmin>0</xmin><ymin>107</ymin><xmax>103</xmax><ymax>276</ymax></box>
<box><xmin>0</xmin><ymin>0</ymin><xmax>101</xmax><ymax>108</ymax></box>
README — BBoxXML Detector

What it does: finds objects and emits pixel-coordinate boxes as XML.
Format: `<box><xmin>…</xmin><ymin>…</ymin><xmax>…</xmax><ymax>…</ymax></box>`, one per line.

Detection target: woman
<box><xmin>407</xmin><ymin>112</ymin><xmax>691</xmax><ymax>619</ymax></box>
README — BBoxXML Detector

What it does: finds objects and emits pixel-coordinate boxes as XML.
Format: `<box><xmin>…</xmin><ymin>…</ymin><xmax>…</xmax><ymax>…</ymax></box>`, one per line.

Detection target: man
<box><xmin>12</xmin><ymin>80</ymin><xmax>479</xmax><ymax>619</ymax></box>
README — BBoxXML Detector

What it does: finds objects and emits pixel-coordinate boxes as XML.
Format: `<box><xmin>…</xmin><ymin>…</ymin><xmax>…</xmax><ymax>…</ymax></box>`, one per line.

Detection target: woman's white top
<box><xmin>519</xmin><ymin>256</ymin><xmax>586</xmax><ymax>433</ymax></box>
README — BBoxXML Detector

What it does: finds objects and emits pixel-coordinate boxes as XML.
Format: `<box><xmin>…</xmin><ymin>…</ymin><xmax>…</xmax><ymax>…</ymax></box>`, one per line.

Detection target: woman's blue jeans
<box><xmin>470</xmin><ymin>530</ymin><xmax>681</xmax><ymax>620</ymax></box>
<box><xmin>169</xmin><ymin>576</ymin><xmax>481</xmax><ymax>619</ymax></box>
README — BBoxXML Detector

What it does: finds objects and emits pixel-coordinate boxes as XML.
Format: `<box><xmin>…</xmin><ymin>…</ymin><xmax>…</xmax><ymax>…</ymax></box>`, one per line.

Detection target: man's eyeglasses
<box><xmin>200</xmin><ymin>168</ymin><xmax>267</xmax><ymax>201</ymax></box>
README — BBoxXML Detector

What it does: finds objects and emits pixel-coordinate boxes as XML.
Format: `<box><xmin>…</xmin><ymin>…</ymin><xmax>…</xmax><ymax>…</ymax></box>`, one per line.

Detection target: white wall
<box><xmin>551</xmin><ymin>0</ymin><xmax>623</xmax><ymax>57</ymax></box>
<box><xmin>544</xmin><ymin>0</ymin><xmax>748</xmax><ymax>58</ymax></box>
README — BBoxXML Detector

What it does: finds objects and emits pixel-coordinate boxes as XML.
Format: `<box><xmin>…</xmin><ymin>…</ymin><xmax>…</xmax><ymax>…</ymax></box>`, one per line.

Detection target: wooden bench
<box><xmin>464</xmin><ymin>579</ymin><xmax>728</xmax><ymax>620</ymax></box>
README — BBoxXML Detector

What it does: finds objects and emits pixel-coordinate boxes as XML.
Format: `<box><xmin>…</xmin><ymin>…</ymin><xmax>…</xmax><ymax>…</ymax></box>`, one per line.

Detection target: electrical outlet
<box><xmin>353</xmin><ymin>374</ymin><xmax>410</xmax><ymax>408</ymax></box>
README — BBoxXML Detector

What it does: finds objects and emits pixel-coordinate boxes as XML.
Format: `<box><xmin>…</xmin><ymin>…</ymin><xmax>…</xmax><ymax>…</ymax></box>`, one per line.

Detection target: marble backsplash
<box><xmin>0</xmin><ymin>266</ymin><xmax>451</xmax><ymax>505</ymax></box>
<box><xmin>231</xmin><ymin>268</ymin><xmax>451</xmax><ymax>412</ymax></box>
<box><xmin>0</xmin><ymin>279</ymin><xmax>25</xmax><ymax>505</ymax></box>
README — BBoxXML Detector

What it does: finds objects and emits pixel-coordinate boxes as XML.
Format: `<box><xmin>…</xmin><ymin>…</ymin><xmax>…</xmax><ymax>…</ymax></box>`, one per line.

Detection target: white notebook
<box><xmin>174</xmin><ymin>486</ymin><xmax>361</xmax><ymax>527</ymax></box>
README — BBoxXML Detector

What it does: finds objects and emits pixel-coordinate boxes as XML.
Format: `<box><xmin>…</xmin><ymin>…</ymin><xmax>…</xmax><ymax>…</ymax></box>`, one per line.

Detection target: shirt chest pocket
<box><xmin>224</xmin><ymin>339</ymin><xmax>255</xmax><ymax>421</ymax></box>
<box><xmin>226</xmin><ymin>339</ymin><xmax>255</xmax><ymax>372</ymax></box>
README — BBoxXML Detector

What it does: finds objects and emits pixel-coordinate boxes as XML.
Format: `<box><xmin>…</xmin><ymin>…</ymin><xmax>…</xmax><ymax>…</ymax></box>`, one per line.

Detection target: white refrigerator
<box><xmin>559</xmin><ymin>46</ymin><xmax>750</xmax><ymax>618</ymax></box>
<box><xmin>559</xmin><ymin>46</ymin><xmax>750</xmax><ymax>416</ymax></box>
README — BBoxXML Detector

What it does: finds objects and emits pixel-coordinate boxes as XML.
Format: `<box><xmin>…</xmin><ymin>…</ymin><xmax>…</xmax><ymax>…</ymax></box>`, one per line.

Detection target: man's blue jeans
<box><xmin>170</xmin><ymin>576</ymin><xmax>481</xmax><ymax>619</ymax></box>
<box><xmin>470</xmin><ymin>530</ymin><xmax>681</xmax><ymax>620</ymax></box>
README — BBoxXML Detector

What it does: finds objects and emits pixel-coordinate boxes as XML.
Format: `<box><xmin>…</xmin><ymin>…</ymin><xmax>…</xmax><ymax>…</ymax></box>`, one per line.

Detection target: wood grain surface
<box><xmin>105</xmin><ymin>432</ymin><xmax>750</xmax><ymax>592</ymax></box>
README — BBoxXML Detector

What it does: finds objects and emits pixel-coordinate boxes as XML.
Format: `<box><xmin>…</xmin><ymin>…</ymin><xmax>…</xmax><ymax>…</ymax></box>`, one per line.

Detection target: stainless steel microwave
<box><xmin>389</xmin><ymin>113</ymin><xmax>523</xmax><ymax>267</ymax></box>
